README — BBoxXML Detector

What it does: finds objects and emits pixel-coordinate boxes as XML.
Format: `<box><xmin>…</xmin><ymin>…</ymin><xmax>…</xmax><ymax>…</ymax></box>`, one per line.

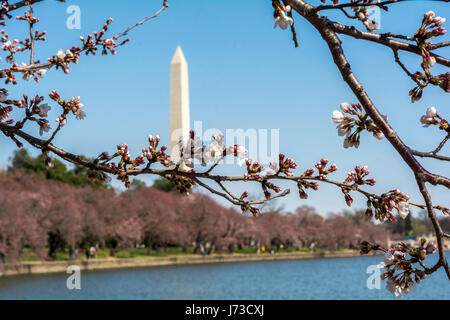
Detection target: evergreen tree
<box><xmin>10</xmin><ymin>149</ymin><xmax>108</xmax><ymax>189</ymax></box>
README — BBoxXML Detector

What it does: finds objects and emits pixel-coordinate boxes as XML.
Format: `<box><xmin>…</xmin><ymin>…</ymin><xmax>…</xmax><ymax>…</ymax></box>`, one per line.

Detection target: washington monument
<box><xmin>169</xmin><ymin>46</ymin><xmax>191</xmax><ymax>161</ymax></box>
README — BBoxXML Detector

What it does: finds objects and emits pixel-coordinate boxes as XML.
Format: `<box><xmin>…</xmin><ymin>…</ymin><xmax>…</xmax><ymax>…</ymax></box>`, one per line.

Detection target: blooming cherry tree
<box><xmin>0</xmin><ymin>0</ymin><xmax>449</xmax><ymax>296</ymax></box>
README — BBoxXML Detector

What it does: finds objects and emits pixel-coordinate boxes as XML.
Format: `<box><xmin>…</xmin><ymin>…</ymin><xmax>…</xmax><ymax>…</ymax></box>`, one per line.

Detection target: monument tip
<box><xmin>171</xmin><ymin>46</ymin><xmax>187</xmax><ymax>65</ymax></box>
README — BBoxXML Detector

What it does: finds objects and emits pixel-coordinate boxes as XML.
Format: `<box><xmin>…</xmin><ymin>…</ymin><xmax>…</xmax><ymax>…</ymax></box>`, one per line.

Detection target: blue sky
<box><xmin>1</xmin><ymin>0</ymin><xmax>449</xmax><ymax>215</ymax></box>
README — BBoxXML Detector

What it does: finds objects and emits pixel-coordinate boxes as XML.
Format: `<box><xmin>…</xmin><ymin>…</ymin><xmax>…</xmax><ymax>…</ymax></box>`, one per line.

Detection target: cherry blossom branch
<box><xmin>392</xmin><ymin>49</ymin><xmax>425</xmax><ymax>87</ymax></box>
<box><xmin>286</xmin><ymin>0</ymin><xmax>450</xmax><ymax>190</ymax></box>
<box><xmin>283</xmin><ymin>0</ymin><xmax>450</xmax><ymax>289</ymax></box>
<box><xmin>11</xmin><ymin>1</ymin><xmax>169</xmax><ymax>76</ymax></box>
<box><xmin>411</xmin><ymin>133</ymin><xmax>450</xmax><ymax>161</ymax></box>
<box><xmin>287</xmin><ymin>7</ymin><xmax>299</xmax><ymax>47</ymax></box>
<box><xmin>3</xmin><ymin>118</ymin><xmax>446</xmax><ymax>221</ymax></box>
<box><xmin>338</xmin><ymin>7</ymin><xmax>357</xmax><ymax>20</ymax></box>
<box><xmin>0</xmin><ymin>0</ymin><xmax>45</xmax><ymax>15</ymax></box>
<box><xmin>326</xmin><ymin>20</ymin><xmax>450</xmax><ymax>68</ymax></box>
<box><xmin>315</xmin><ymin>0</ymin><xmax>449</xmax><ymax>12</ymax></box>
<box><xmin>28</xmin><ymin>4</ymin><xmax>34</xmax><ymax>64</ymax></box>
<box><xmin>381</xmin><ymin>32</ymin><xmax>415</xmax><ymax>42</ymax></box>
<box><xmin>111</xmin><ymin>0</ymin><xmax>169</xmax><ymax>41</ymax></box>
<box><xmin>416</xmin><ymin>178</ymin><xmax>450</xmax><ymax>279</ymax></box>
<box><xmin>411</xmin><ymin>109</ymin><xmax>450</xmax><ymax>161</ymax></box>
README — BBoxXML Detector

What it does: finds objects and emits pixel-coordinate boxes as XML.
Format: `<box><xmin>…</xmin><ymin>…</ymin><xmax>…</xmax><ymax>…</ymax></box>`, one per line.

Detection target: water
<box><xmin>0</xmin><ymin>254</ymin><xmax>449</xmax><ymax>299</ymax></box>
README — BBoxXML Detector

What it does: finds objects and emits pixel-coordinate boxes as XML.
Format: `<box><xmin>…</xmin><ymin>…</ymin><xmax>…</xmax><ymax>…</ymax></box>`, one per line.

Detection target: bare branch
<box><xmin>286</xmin><ymin>0</ymin><xmax>450</xmax><ymax>191</ymax></box>
<box><xmin>315</xmin><ymin>0</ymin><xmax>449</xmax><ymax>12</ymax></box>
<box><xmin>327</xmin><ymin>20</ymin><xmax>450</xmax><ymax>68</ymax></box>
<box><xmin>392</xmin><ymin>49</ymin><xmax>425</xmax><ymax>87</ymax></box>
<box><xmin>13</xmin><ymin>1</ymin><xmax>170</xmax><ymax>74</ymax></box>
<box><xmin>411</xmin><ymin>133</ymin><xmax>450</xmax><ymax>162</ymax></box>
<box><xmin>0</xmin><ymin>0</ymin><xmax>44</xmax><ymax>15</ymax></box>
<box><xmin>416</xmin><ymin>178</ymin><xmax>450</xmax><ymax>280</ymax></box>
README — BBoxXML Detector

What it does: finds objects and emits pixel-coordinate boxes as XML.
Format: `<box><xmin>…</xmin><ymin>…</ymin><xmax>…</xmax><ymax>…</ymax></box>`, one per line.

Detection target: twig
<box><xmin>411</xmin><ymin>133</ymin><xmax>450</xmax><ymax>162</ymax></box>
<box><xmin>14</xmin><ymin>1</ymin><xmax>170</xmax><ymax>74</ymax></box>
<box><xmin>326</xmin><ymin>19</ymin><xmax>450</xmax><ymax>68</ymax></box>
<box><xmin>416</xmin><ymin>178</ymin><xmax>450</xmax><ymax>280</ymax></box>
<box><xmin>111</xmin><ymin>0</ymin><xmax>169</xmax><ymax>41</ymax></box>
<box><xmin>339</xmin><ymin>8</ymin><xmax>357</xmax><ymax>19</ymax></box>
<box><xmin>315</xmin><ymin>0</ymin><xmax>449</xmax><ymax>12</ymax></box>
<box><xmin>288</xmin><ymin>10</ymin><xmax>299</xmax><ymax>47</ymax></box>
<box><xmin>381</xmin><ymin>32</ymin><xmax>415</xmax><ymax>42</ymax></box>
<box><xmin>29</xmin><ymin>4</ymin><xmax>35</xmax><ymax>65</ymax></box>
<box><xmin>392</xmin><ymin>49</ymin><xmax>426</xmax><ymax>87</ymax></box>
<box><xmin>0</xmin><ymin>0</ymin><xmax>44</xmax><ymax>15</ymax></box>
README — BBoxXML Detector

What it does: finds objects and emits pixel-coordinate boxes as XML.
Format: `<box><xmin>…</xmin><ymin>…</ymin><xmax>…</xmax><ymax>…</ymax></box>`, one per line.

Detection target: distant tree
<box><xmin>130</xmin><ymin>179</ymin><xmax>146</xmax><ymax>190</ymax></box>
<box><xmin>10</xmin><ymin>149</ymin><xmax>107</xmax><ymax>189</ymax></box>
<box><xmin>404</xmin><ymin>214</ymin><xmax>414</xmax><ymax>237</ymax></box>
<box><xmin>152</xmin><ymin>177</ymin><xmax>178</xmax><ymax>192</ymax></box>
<box><xmin>342</xmin><ymin>209</ymin><xmax>367</xmax><ymax>225</ymax></box>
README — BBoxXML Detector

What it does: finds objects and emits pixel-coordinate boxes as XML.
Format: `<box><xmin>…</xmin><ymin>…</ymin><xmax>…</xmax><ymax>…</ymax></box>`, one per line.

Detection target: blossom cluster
<box><xmin>107</xmin><ymin>135</ymin><xmax>174</xmax><ymax>189</ymax></box>
<box><xmin>240</xmin><ymin>192</ymin><xmax>261</xmax><ymax>217</ymax></box>
<box><xmin>332</xmin><ymin>102</ymin><xmax>385</xmax><ymax>148</ymax></box>
<box><xmin>409</xmin><ymin>11</ymin><xmax>448</xmax><ymax>102</ymax></box>
<box><xmin>0</xmin><ymin>90</ymin><xmax>86</xmax><ymax>138</ymax></box>
<box><xmin>340</xmin><ymin>165</ymin><xmax>374</xmax><ymax>207</ymax></box>
<box><xmin>366</xmin><ymin>189</ymin><xmax>410</xmax><ymax>222</ymax></box>
<box><xmin>49</xmin><ymin>90</ymin><xmax>86</xmax><ymax>127</ymax></box>
<box><xmin>142</xmin><ymin>134</ymin><xmax>171</xmax><ymax>167</ymax></box>
<box><xmin>96</xmin><ymin>131</ymin><xmax>251</xmax><ymax>195</ymax></box>
<box><xmin>174</xmin><ymin>131</ymin><xmax>248</xmax><ymax>168</ymax></box>
<box><xmin>419</xmin><ymin>106</ymin><xmax>449</xmax><ymax>132</ymax></box>
<box><xmin>415</xmin><ymin>10</ymin><xmax>446</xmax><ymax>73</ymax></box>
<box><xmin>10</xmin><ymin>92</ymin><xmax>52</xmax><ymax>135</ymax></box>
<box><xmin>0</xmin><ymin>88</ymin><xmax>11</xmax><ymax>123</ymax></box>
<box><xmin>410</xmin><ymin>71</ymin><xmax>450</xmax><ymax>103</ymax></box>
<box><xmin>243</xmin><ymin>157</ymin><xmax>284</xmax><ymax>201</ymax></box>
<box><xmin>0</xmin><ymin>10</ymin><xmax>47</xmax><ymax>82</ymax></box>
<box><xmin>272</xmin><ymin>1</ymin><xmax>293</xmax><ymax>30</ymax></box>
<box><xmin>1</xmin><ymin>15</ymin><xmax>130</xmax><ymax>86</ymax></box>
<box><xmin>350</xmin><ymin>1</ymin><xmax>380</xmax><ymax>32</ymax></box>
<box><xmin>378</xmin><ymin>240</ymin><xmax>437</xmax><ymax>297</ymax></box>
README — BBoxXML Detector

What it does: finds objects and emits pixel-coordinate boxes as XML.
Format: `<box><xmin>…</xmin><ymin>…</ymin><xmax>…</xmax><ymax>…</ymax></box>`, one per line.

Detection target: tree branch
<box><xmin>315</xmin><ymin>0</ymin><xmax>449</xmax><ymax>12</ymax></box>
<box><xmin>411</xmin><ymin>133</ymin><xmax>450</xmax><ymax>162</ymax></box>
<box><xmin>0</xmin><ymin>0</ymin><xmax>44</xmax><ymax>15</ymax></box>
<box><xmin>328</xmin><ymin>20</ymin><xmax>450</xmax><ymax>68</ymax></box>
<box><xmin>286</xmin><ymin>0</ymin><xmax>450</xmax><ymax>191</ymax></box>
<box><xmin>286</xmin><ymin>0</ymin><xmax>450</xmax><ymax>282</ymax></box>
<box><xmin>416</xmin><ymin>178</ymin><xmax>450</xmax><ymax>280</ymax></box>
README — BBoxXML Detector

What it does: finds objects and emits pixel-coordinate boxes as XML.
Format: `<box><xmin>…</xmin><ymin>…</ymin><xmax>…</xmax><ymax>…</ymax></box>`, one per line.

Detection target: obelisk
<box><xmin>169</xmin><ymin>46</ymin><xmax>191</xmax><ymax>163</ymax></box>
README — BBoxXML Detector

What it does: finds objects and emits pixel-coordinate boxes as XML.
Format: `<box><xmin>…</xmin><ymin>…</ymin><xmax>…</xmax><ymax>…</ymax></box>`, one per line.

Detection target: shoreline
<box><xmin>0</xmin><ymin>250</ymin><xmax>381</xmax><ymax>277</ymax></box>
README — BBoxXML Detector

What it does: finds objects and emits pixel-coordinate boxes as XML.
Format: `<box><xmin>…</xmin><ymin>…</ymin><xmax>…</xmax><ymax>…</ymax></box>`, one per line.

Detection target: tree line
<box><xmin>1</xmin><ymin>149</ymin><xmax>445</xmax><ymax>263</ymax></box>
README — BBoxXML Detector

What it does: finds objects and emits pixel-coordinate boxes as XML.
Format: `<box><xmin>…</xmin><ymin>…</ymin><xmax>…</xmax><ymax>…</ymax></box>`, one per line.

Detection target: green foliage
<box><xmin>235</xmin><ymin>247</ymin><xmax>258</xmax><ymax>254</ymax></box>
<box><xmin>152</xmin><ymin>177</ymin><xmax>178</xmax><ymax>192</ymax></box>
<box><xmin>383</xmin><ymin>210</ymin><xmax>434</xmax><ymax>237</ymax></box>
<box><xmin>114</xmin><ymin>247</ymin><xmax>194</xmax><ymax>258</ymax></box>
<box><xmin>130</xmin><ymin>178</ymin><xmax>146</xmax><ymax>190</ymax></box>
<box><xmin>342</xmin><ymin>209</ymin><xmax>367</xmax><ymax>225</ymax></box>
<box><xmin>10</xmin><ymin>149</ymin><xmax>108</xmax><ymax>189</ymax></box>
<box><xmin>404</xmin><ymin>214</ymin><xmax>414</xmax><ymax>237</ymax></box>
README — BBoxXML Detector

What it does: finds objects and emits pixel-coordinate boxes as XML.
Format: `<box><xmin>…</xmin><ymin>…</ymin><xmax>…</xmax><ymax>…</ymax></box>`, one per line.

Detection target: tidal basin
<box><xmin>0</xmin><ymin>254</ymin><xmax>449</xmax><ymax>300</ymax></box>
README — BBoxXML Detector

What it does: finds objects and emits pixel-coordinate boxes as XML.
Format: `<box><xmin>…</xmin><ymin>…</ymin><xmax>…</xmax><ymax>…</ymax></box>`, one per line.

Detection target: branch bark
<box><xmin>286</xmin><ymin>0</ymin><xmax>450</xmax><ymax>190</ymax></box>
<box><xmin>328</xmin><ymin>21</ymin><xmax>450</xmax><ymax>68</ymax></box>
<box><xmin>286</xmin><ymin>0</ymin><xmax>450</xmax><ymax>280</ymax></box>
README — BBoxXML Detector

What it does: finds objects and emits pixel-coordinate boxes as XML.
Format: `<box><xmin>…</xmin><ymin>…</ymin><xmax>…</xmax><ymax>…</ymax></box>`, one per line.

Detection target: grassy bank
<box><xmin>1</xmin><ymin>249</ymin><xmax>378</xmax><ymax>277</ymax></box>
<box><xmin>16</xmin><ymin>246</ymin><xmax>329</xmax><ymax>262</ymax></box>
